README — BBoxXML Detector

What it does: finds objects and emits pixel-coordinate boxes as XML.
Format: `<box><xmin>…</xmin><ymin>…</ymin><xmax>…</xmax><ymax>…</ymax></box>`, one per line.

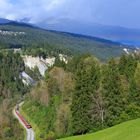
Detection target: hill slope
<box><xmin>37</xmin><ymin>18</ymin><xmax>140</xmax><ymax>46</ymax></box>
<box><xmin>0</xmin><ymin>22</ymin><xmax>134</xmax><ymax>61</ymax></box>
<box><xmin>59</xmin><ymin>119</ymin><xmax>140</xmax><ymax>140</ymax></box>
<box><xmin>0</xmin><ymin>18</ymin><xmax>11</xmax><ymax>24</ymax></box>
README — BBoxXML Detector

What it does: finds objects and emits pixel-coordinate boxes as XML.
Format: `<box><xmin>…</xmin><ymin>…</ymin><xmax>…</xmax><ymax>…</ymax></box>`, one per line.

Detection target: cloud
<box><xmin>44</xmin><ymin>0</ymin><xmax>65</xmax><ymax>11</ymax></box>
<box><xmin>0</xmin><ymin>0</ymin><xmax>13</xmax><ymax>19</ymax></box>
<box><xmin>0</xmin><ymin>0</ymin><xmax>139</xmax><ymax>28</ymax></box>
<box><xmin>0</xmin><ymin>0</ymin><xmax>67</xmax><ymax>21</ymax></box>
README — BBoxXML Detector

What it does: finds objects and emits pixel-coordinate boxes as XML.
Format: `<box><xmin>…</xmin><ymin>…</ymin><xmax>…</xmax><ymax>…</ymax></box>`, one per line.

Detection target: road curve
<box><xmin>13</xmin><ymin>102</ymin><xmax>35</xmax><ymax>140</ymax></box>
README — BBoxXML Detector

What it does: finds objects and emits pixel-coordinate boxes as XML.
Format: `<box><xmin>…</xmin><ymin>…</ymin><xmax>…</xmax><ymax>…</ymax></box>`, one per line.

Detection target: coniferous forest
<box><xmin>0</xmin><ymin>46</ymin><xmax>140</xmax><ymax>140</ymax></box>
<box><xmin>0</xmin><ymin>51</ymin><xmax>27</xmax><ymax>140</ymax></box>
<box><xmin>0</xmin><ymin>47</ymin><xmax>140</xmax><ymax>140</ymax></box>
<box><xmin>0</xmin><ymin>2</ymin><xmax>140</xmax><ymax>140</ymax></box>
<box><xmin>21</xmin><ymin>53</ymin><xmax>140</xmax><ymax>140</ymax></box>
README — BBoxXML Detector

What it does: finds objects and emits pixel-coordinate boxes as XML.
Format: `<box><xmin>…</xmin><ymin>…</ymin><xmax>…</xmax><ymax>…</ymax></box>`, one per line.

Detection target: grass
<box><xmin>59</xmin><ymin>119</ymin><xmax>140</xmax><ymax>140</ymax></box>
<box><xmin>21</xmin><ymin>100</ymin><xmax>140</xmax><ymax>140</ymax></box>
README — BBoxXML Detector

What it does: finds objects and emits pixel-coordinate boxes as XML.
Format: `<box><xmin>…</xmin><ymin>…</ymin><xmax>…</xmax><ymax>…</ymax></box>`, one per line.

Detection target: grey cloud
<box><xmin>0</xmin><ymin>0</ymin><xmax>140</xmax><ymax>28</ymax></box>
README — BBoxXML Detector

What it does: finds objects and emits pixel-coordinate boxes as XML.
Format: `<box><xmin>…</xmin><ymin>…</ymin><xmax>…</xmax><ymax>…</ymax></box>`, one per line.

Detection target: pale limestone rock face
<box><xmin>59</xmin><ymin>54</ymin><xmax>68</xmax><ymax>64</ymax></box>
<box><xmin>123</xmin><ymin>48</ymin><xmax>130</xmax><ymax>54</ymax></box>
<box><xmin>23</xmin><ymin>55</ymin><xmax>55</xmax><ymax>76</ymax></box>
<box><xmin>20</xmin><ymin>71</ymin><xmax>35</xmax><ymax>85</ymax></box>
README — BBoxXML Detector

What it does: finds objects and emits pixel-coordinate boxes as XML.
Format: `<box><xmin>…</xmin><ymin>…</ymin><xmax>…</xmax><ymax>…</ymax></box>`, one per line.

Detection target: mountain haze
<box><xmin>36</xmin><ymin>18</ymin><xmax>140</xmax><ymax>46</ymax></box>
<box><xmin>1</xmin><ymin>18</ymin><xmax>140</xmax><ymax>47</ymax></box>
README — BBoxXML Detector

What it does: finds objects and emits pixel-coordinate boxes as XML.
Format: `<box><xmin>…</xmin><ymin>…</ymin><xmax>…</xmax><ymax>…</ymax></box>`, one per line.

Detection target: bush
<box><xmin>45</xmin><ymin>131</ymin><xmax>56</xmax><ymax>140</ymax></box>
<box><xmin>4</xmin><ymin>127</ymin><xmax>13</xmax><ymax>137</ymax></box>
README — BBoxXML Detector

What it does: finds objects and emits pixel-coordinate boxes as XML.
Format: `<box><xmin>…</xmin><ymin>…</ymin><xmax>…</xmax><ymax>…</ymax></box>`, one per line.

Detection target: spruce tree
<box><xmin>71</xmin><ymin>56</ymin><xmax>101</xmax><ymax>134</ymax></box>
<box><xmin>102</xmin><ymin>59</ymin><xmax>124</xmax><ymax>126</ymax></box>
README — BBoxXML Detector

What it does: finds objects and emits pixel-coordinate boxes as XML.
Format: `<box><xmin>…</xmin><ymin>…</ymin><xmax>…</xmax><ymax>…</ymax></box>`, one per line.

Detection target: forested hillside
<box><xmin>0</xmin><ymin>22</ymin><xmax>139</xmax><ymax>140</ymax></box>
<box><xmin>21</xmin><ymin>53</ymin><xmax>140</xmax><ymax>140</ymax></box>
<box><xmin>0</xmin><ymin>22</ymin><xmax>135</xmax><ymax>61</ymax></box>
<box><xmin>0</xmin><ymin>51</ymin><xmax>27</xmax><ymax>140</ymax></box>
<box><xmin>0</xmin><ymin>51</ymin><xmax>27</xmax><ymax>96</ymax></box>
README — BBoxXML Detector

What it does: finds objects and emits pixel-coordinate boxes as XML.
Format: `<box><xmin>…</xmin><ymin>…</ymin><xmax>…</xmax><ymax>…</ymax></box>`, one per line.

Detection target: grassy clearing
<box><xmin>59</xmin><ymin>119</ymin><xmax>140</xmax><ymax>140</ymax></box>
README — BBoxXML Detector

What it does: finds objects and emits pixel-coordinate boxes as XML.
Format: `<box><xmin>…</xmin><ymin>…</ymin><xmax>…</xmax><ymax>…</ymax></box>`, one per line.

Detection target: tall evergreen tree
<box><xmin>130</xmin><ymin>63</ymin><xmax>140</xmax><ymax>105</ymax></box>
<box><xmin>102</xmin><ymin>59</ymin><xmax>125</xmax><ymax>126</ymax></box>
<box><xmin>71</xmin><ymin>56</ymin><xmax>101</xmax><ymax>134</ymax></box>
<box><xmin>119</xmin><ymin>55</ymin><xmax>137</xmax><ymax>81</ymax></box>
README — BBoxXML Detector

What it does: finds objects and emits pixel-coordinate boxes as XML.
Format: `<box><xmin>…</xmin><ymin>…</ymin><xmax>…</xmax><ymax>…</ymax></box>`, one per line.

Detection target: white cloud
<box><xmin>0</xmin><ymin>0</ymin><xmax>139</xmax><ymax>28</ymax></box>
<box><xmin>0</xmin><ymin>0</ymin><xmax>93</xmax><ymax>24</ymax></box>
<box><xmin>0</xmin><ymin>0</ymin><xmax>67</xmax><ymax>22</ymax></box>
<box><xmin>44</xmin><ymin>0</ymin><xmax>65</xmax><ymax>11</ymax></box>
<box><xmin>0</xmin><ymin>0</ymin><xmax>13</xmax><ymax>18</ymax></box>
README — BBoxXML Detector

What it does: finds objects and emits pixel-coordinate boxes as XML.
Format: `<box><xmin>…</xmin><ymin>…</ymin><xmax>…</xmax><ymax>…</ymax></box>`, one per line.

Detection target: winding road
<box><xmin>13</xmin><ymin>102</ymin><xmax>35</xmax><ymax>140</ymax></box>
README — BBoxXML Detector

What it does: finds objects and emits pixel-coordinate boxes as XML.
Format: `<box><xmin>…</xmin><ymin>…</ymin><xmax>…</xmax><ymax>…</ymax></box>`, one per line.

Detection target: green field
<box><xmin>59</xmin><ymin>119</ymin><xmax>140</xmax><ymax>140</ymax></box>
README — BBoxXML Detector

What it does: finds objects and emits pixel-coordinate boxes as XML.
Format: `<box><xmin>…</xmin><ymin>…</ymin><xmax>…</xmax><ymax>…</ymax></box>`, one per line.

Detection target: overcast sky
<box><xmin>0</xmin><ymin>0</ymin><xmax>139</xmax><ymax>28</ymax></box>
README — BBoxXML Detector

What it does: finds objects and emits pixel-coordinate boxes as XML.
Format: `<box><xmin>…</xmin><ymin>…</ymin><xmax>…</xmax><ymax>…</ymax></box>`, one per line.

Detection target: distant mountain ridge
<box><xmin>0</xmin><ymin>18</ymin><xmax>35</xmax><ymax>28</ymax></box>
<box><xmin>0</xmin><ymin>19</ymin><xmax>137</xmax><ymax>61</ymax></box>
<box><xmin>35</xmin><ymin>18</ymin><xmax>140</xmax><ymax>47</ymax></box>
<box><xmin>0</xmin><ymin>18</ymin><xmax>11</xmax><ymax>24</ymax></box>
<box><xmin>0</xmin><ymin>20</ymin><xmax>122</xmax><ymax>46</ymax></box>
<box><xmin>1</xmin><ymin>18</ymin><xmax>140</xmax><ymax>47</ymax></box>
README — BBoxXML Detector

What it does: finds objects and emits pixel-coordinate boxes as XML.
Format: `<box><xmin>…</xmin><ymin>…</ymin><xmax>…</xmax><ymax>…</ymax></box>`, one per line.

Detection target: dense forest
<box><xmin>21</xmin><ymin>52</ymin><xmax>140</xmax><ymax>140</ymax></box>
<box><xmin>21</xmin><ymin>45</ymin><xmax>72</xmax><ymax>58</ymax></box>
<box><xmin>0</xmin><ymin>22</ymin><xmax>135</xmax><ymax>61</ymax></box>
<box><xmin>0</xmin><ymin>51</ymin><xmax>27</xmax><ymax>140</ymax></box>
<box><xmin>0</xmin><ymin>37</ymin><xmax>139</xmax><ymax>140</ymax></box>
<box><xmin>0</xmin><ymin>47</ymin><xmax>70</xmax><ymax>140</ymax></box>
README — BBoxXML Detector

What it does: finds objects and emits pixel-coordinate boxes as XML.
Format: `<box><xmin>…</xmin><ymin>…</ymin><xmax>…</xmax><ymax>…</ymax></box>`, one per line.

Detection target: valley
<box><xmin>0</xmin><ymin>22</ymin><xmax>137</xmax><ymax>61</ymax></box>
<box><xmin>0</xmin><ymin>1</ymin><xmax>140</xmax><ymax>140</ymax></box>
<box><xmin>16</xmin><ymin>52</ymin><xmax>140</xmax><ymax>140</ymax></box>
<box><xmin>0</xmin><ymin>20</ymin><xmax>140</xmax><ymax>140</ymax></box>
